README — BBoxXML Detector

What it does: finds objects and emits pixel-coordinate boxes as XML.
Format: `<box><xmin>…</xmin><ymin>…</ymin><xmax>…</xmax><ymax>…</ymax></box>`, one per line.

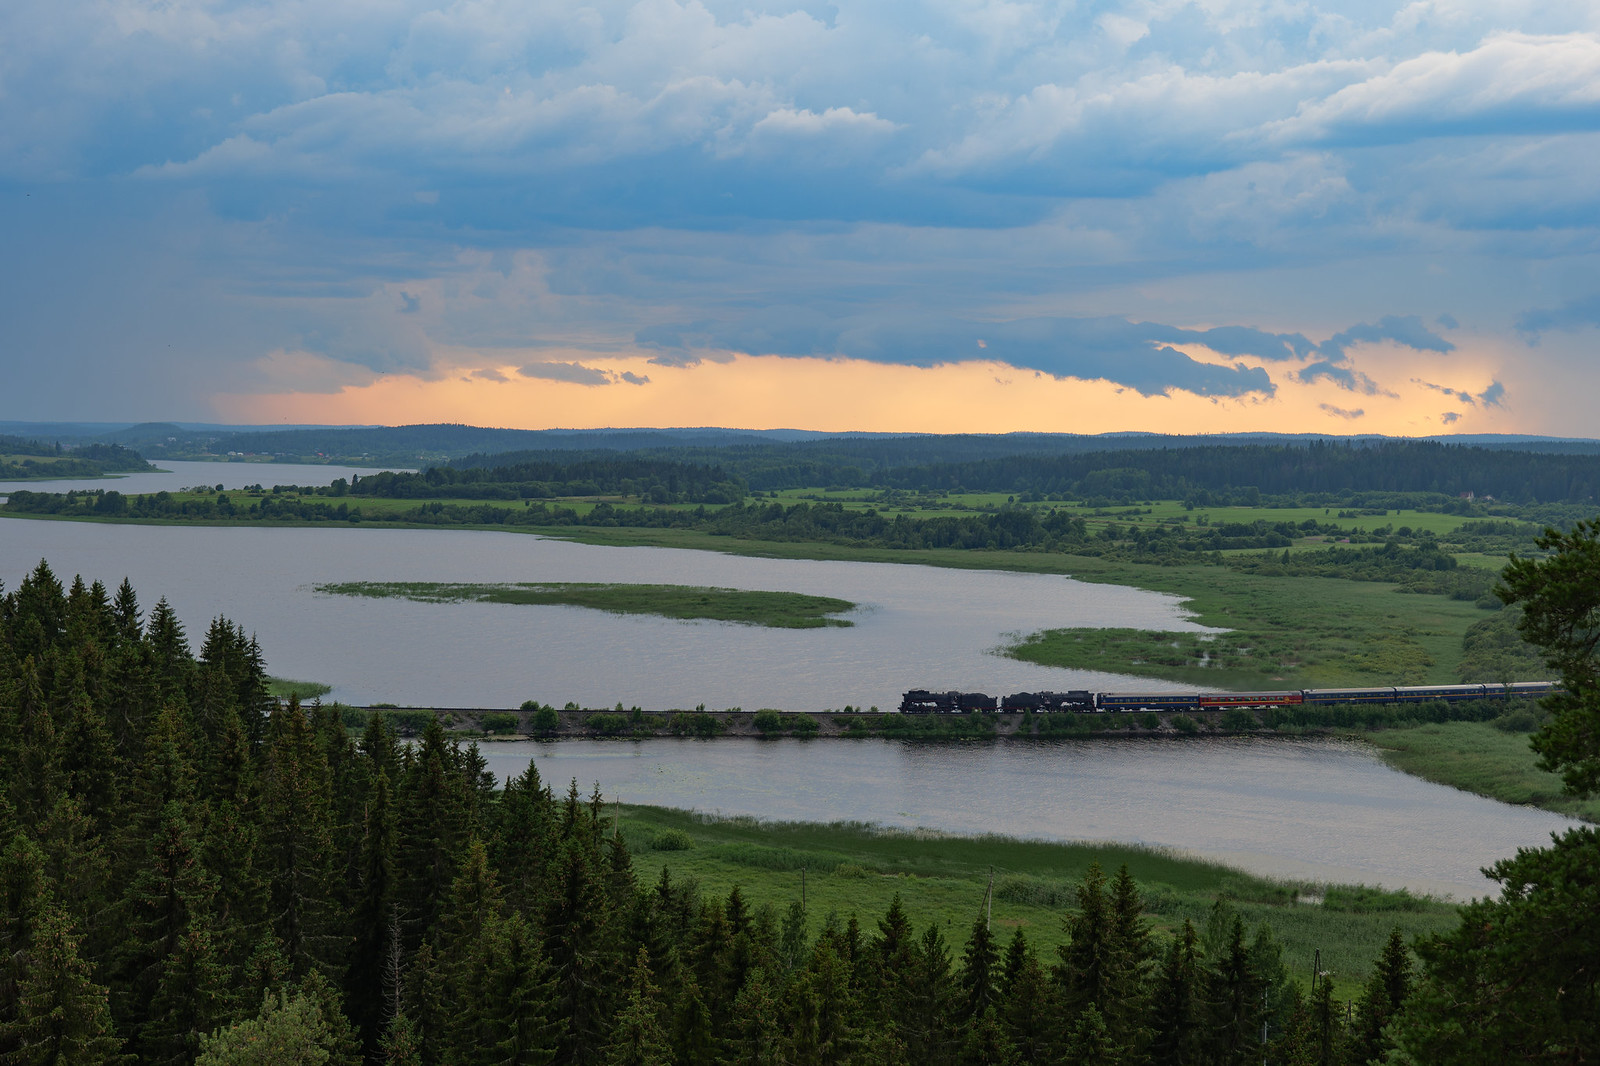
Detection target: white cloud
<box><xmin>1269</xmin><ymin>32</ymin><xmax>1600</xmax><ymax>143</ymax></box>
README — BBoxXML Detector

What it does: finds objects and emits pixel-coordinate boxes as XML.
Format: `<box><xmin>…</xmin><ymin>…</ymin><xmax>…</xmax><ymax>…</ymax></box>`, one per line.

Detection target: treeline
<box><xmin>866</xmin><ymin>440</ymin><xmax>1600</xmax><ymax>504</ymax></box>
<box><xmin>447</xmin><ymin>438</ymin><xmax>1600</xmax><ymax>503</ymax></box>
<box><xmin>0</xmin><ymin>439</ymin><xmax>152</xmax><ymax>480</ymax></box>
<box><xmin>1</xmin><ymin>491</ymin><xmax>1500</xmax><ymax>595</ymax></box>
<box><xmin>347</xmin><ymin>459</ymin><xmax>746</xmax><ymax>504</ymax></box>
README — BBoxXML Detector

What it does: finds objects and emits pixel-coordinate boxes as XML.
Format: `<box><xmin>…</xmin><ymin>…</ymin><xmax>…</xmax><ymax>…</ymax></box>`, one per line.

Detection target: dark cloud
<box><xmin>1441</xmin><ymin>411</ymin><xmax>1461</xmax><ymax>424</ymax></box>
<box><xmin>1516</xmin><ymin>295</ymin><xmax>1600</xmax><ymax>341</ymax></box>
<box><xmin>1297</xmin><ymin>361</ymin><xmax>1387</xmax><ymax>394</ymax></box>
<box><xmin>1319</xmin><ymin>403</ymin><xmax>1364</xmax><ymax>419</ymax></box>
<box><xmin>1315</xmin><ymin>315</ymin><xmax>1454</xmax><ymax>363</ymax></box>
<box><xmin>517</xmin><ymin>362</ymin><xmax>612</xmax><ymax>386</ymax></box>
<box><xmin>398</xmin><ymin>291</ymin><xmax>421</xmax><ymax>314</ymax></box>
<box><xmin>1415</xmin><ymin>379</ymin><xmax>1477</xmax><ymax>405</ymax></box>
<box><xmin>1479</xmin><ymin>381</ymin><xmax>1505</xmax><ymax>407</ymax></box>
<box><xmin>1436</xmin><ymin>313</ymin><xmax>1458</xmax><ymax>330</ymax></box>
<box><xmin>618</xmin><ymin>371</ymin><xmax>650</xmax><ymax>386</ymax></box>
<box><xmin>470</xmin><ymin>368</ymin><xmax>509</xmax><ymax>383</ymax></box>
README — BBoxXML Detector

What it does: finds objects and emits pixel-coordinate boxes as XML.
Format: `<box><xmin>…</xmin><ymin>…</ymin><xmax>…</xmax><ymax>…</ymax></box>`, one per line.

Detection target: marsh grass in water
<box><xmin>1366</xmin><ymin>719</ymin><xmax>1600</xmax><ymax>823</ymax></box>
<box><xmin>265</xmin><ymin>676</ymin><xmax>332</xmax><ymax>700</ymax></box>
<box><xmin>316</xmin><ymin>580</ymin><xmax>856</xmax><ymax>628</ymax></box>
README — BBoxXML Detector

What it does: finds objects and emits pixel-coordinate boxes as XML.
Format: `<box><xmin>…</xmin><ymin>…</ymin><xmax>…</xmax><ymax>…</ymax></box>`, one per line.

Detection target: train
<box><xmin>898</xmin><ymin>681</ymin><xmax>1556</xmax><ymax>715</ymax></box>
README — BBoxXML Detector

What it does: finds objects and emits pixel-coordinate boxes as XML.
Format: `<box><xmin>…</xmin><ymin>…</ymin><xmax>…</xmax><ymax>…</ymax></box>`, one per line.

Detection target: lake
<box><xmin>0</xmin><ymin>475</ymin><xmax>1580</xmax><ymax>900</ymax></box>
<box><xmin>0</xmin><ymin>458</ymin><xmax>397</xmax><ymax>502</ymax></box>
<box><xmin>0</xmin><ymin>519</ymin><xmax>1208</xmax><ymax>712</ymax></box>
<box><xmin>482</xmin><ymin>734</ymin><xmax>1578</xmax><ymax>899</ymax></box>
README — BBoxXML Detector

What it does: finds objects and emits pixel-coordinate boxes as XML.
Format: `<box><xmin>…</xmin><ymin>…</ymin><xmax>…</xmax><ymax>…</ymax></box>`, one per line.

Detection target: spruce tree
<box><xmin>957</xmin><ymin>918</ymin><xmax>999</xmax><ymax>1023</ymax></box>
<box><xmin>605</xmin><ymin>949</ymin><xmax>673</xmax><ymax>1066</ymax></box>
<box><xmin>1148</xmin><ymin>919</ymin><xmax>1204</xmax><ymax>1066</ymax></box>
<box><xmin>481</xmin><ymin>912</ymin><xmax>557</xmax><ymax>1066</ymax></box>
<box><xmin>1344</xmin><ymin>927</ymin><xmax>1410</xmax><ymax>1066</ymax></box>
<box><xmin>261</xmin><ymin>697</ymin><xmax>346</xmax><ymax>979</ymax></box>
<box><xmin>1</xmin><ymin>903</ymin><xmax>124</xmax><ymax>1066</ymax></box>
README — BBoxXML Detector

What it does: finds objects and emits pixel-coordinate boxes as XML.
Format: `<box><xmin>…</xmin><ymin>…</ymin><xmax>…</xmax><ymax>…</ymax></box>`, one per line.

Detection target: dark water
<box><xmin>479</xmin><ymin>735</ymin><xmax>1580</xmax><ymax>899</ymax></box>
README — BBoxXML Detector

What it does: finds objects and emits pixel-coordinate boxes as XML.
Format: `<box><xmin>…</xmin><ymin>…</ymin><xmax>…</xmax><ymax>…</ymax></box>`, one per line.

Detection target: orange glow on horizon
<box><xmin>214</xmin><ymin>347</ymin><xmax>1519</xmax><ymax>437</ymax></box>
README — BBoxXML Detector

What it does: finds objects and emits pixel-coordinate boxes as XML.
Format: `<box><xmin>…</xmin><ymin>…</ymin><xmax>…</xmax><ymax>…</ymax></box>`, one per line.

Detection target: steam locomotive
<box><xmin>898</xmin><ymin>681</ymin><xmax>1556</xmax><ymax>714</ymax></box>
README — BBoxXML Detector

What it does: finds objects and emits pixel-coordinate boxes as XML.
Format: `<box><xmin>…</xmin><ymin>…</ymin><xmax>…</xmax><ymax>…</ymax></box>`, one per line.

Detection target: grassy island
<box><xmin>315</xmin><ymin>580</ymin><xmax>857</xmax><ymax>628</ymax></box>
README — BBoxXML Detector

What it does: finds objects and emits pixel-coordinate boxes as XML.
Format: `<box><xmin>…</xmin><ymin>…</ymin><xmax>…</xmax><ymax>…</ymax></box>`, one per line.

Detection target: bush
<box><xmin>1171</xmin><ymin>714</ymin><xmax>1200</xmax><ymax>734</ymax></box>
<box><xmin>1219</xmin><ymin>707</ymin><xmax>1259</xmax><ymax>732</ymax></box>
<box><xmin>651</xmin><ymin>829</ymin><xmax>694</xmax><ymax>851</ymax></box>
<box><xmin>586</xmin><ymin>713</ymin><xmax>630</xmax><ymax>736</ymax></box>
<box><xmin>786</xmin><ymin>713</ymin><xmax>820</xmax><ymax>735</ymax></box>
<box><xmin>480</xmin><ymin>712</ymin><xmax>520</xmax><ymax>735</ymax></box>
<box><xmin>667</xmin><ymin>712</ymin><xmax>725</xmax><ymax>737</ymax></box>
<box><xmin>531</xmin><ymin>706</ymin><xmax>560</xmax><ymax>734</ymax></box>
<box><xmin>1139</xmin><ymin>712</ymin><xmax>1160</xmax><ymax>730</ymax></box>
<box><xmin>752</xmin><ymin>709</ymin><xmax>783</xmax><ymax>735</ymax></box>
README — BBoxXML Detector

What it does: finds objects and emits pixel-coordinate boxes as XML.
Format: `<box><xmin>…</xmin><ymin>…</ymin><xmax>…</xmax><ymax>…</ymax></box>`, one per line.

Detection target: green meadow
<box><xmin>616</xmin><ymin>805</ymin><xmax>1460</xmax><ymax>1000</ymax></box>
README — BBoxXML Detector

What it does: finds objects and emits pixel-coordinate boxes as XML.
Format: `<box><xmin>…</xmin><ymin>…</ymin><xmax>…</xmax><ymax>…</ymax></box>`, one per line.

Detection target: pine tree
<box><xmin>957</xmin><ymin>917</ymin><xmax>999</xmax><ymax>1023</ymax></box>
<box><xmin>724</xmin><ymin>965</ymin><xmax>784</xmax><ymax>1066</ymax></box>
<box><xmin>1061</xmin><ymin>1003</ymin><xmax>1118</xmax><ymax>1066</ymax></box>
<box><xmin>787</xmin><ymin>933</ymin><xmax>857</xmax><ymax>1066</ymax></box>
<box><xmin>1</xmin><ymin>903</ymin><xmax>124</xmax><ymax>1066</ymax></box>
<box><xmin>544</xmin><ymin>833</ymin><xmax>613</xmax><ymax>1066</ymax></box>
<box><xmin>1203</xmin><ymin>914</ymin><xmax>1266</xmax><ymax>1066</ymax></box>
<box><xmin>604</xmin><ymin>948</ymin><xmax>673</xmax><ymax>1066</ymax></box>
<box><xmin>901</xmin><ymin>923</ymin><xmax>958</xmax><ymax>1066</ymax></box>
<box><xmin>396</xmin><ymin>716</ymin><xmax>470</xmax><ymax>950</ymax></box>
<box><xmin>261</xmin><ymin>697</ymin><xmax>346</xmax><ymax>979</ymax></box>
<box><xmin>138</xmin><ymin>920</ymin><xmax>231</xmax><ymax>1066</ymax></box>
<box><xmin>1148</xmin><ymin>920</ymin><xmax>1204</xmax><ymax>1066</ymax></box>
<box><xmin>482</xmin><ymin>912</ymin><xmax>557</xmax><ymax>1066</ymax></box>
<box><xmin>1345</xmin><ymin>928</ymin><xmax>1411</xmax><ymax>1066</ymax></box>
<box><xmin>347</xmin><ymin>765</ymin><xmax>399</xmax><ymax>1054</ymax></box>
<box><xmin>997</xmin><ymin>929</ymin><xmax>1049</xmax><ymax>1063</ymax></box>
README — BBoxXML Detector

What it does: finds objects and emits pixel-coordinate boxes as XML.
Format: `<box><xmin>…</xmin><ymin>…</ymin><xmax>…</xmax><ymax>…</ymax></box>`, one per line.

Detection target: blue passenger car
<box><xmin>1390</xmin><ymin>684</ymin><xmax>1489</xmax><ymax>703</ymax></box>
<box><xmin>1096</xmin><ymin>692</ymin><xmax>1201</xmax><ymax>713</ymax></box>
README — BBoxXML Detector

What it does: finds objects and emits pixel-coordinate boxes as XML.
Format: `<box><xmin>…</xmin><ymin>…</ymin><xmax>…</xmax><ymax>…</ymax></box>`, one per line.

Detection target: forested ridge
<box><xmin>2</xmin><ymin>563</ymin><xmax>1596</xmax><ymax>1064</ymax></box>
<box><xmin>445</xmin><ymin>439</ymin><xmax>1600</xmax><ymax>502</ymax></box>
<box><xmin>0</xmin><ymin>438</ymin><xmax>152</xmax><ymax>481</ymax></box>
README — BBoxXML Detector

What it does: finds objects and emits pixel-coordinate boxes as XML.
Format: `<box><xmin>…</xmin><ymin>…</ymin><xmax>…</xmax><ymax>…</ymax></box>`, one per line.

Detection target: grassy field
<box><xmin>615</xmin><ymin>805</ymin><xmax>1460</xmax><ymax>1000</ymax></box>
<box><xmin>315</xmin><ymin>580</ymin><xmax>858</xmax><ymax>628</ymax></box>
<box><xmin>1364</xmin><ymin>721</ymin><xmax>1600</xmax><ymax>823</ymax></box>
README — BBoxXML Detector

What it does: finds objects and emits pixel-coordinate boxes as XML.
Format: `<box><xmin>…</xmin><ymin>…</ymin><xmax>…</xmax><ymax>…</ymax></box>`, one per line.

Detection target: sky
<box><xmin>3</xmin><ymin>0</ymin><xmax>1599</xmax><ymax>435</ymax></box>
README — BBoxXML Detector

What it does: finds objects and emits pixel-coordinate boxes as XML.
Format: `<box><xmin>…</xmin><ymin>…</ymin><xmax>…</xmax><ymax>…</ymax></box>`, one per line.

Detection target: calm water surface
<box><xmin>482</xmin><ymin>735</ymin><xmax>1580</xmax><ymax>899</ymax></box>
<box><xmin>0</xmin><ymin>459</ymin><xmax>396</xmax><ymax>501</ymax></box>
<box><xmin>0</xmin><ymin>520</ymin><xmax>1207</xmax><ymax>711</ymax></box>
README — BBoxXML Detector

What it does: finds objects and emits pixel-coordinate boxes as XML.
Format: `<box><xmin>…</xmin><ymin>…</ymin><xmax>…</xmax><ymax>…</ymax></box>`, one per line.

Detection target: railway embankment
<box><xmin>329</xmin><ymin>703</ymin><xmax>1420</xmax><ymax>741</ymax></box>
